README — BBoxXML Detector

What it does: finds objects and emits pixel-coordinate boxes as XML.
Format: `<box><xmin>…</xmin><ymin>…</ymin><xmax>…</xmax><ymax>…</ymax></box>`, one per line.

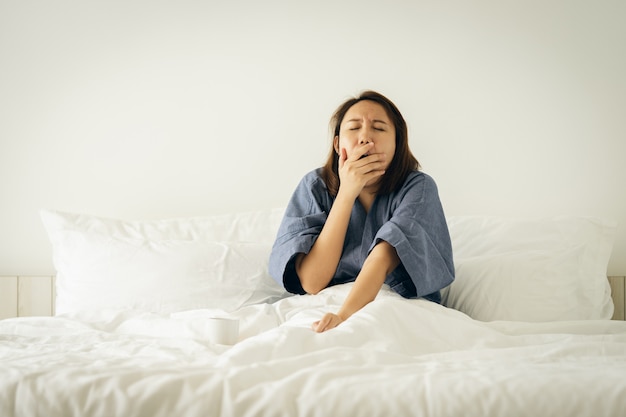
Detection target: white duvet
<box><xmin>1</xmin><ymin>284</ymin><xmax>626</xmax><ymax>417</ymax></box>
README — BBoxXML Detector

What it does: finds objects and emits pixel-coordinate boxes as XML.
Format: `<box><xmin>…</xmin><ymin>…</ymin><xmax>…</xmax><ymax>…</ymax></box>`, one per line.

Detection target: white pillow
<box><xmin>442</xmin><ymin>216</ymin><xmax>616</xmax><ymax>322</ymax></box>
<box><xmin>40</xmin><ymin>209</ymin><xmax>288</xmax><ymax>315</ymax></box>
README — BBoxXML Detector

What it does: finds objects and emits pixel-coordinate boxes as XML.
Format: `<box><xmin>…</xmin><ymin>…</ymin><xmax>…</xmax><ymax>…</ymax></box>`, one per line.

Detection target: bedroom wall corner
<box><xmin>0</xmin><ymin>277</ymin><xmax>18</xmax><ymax>319</ymax></box>
<box><xmin>0</xmin><ymin>276</ymin><xmax>55</xmax><ymax>318</ymax></box>
<box><xmin>609</xmin><ymin>276</ymin><xmax>625</xmax><ymax>321</ymax></box>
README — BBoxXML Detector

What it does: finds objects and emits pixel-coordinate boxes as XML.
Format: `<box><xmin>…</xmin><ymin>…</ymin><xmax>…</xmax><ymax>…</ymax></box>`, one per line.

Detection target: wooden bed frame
<box><xmin>1</xmin><ymin>275</ymin><xmax>625</xmax><ymax>320</ymax></box>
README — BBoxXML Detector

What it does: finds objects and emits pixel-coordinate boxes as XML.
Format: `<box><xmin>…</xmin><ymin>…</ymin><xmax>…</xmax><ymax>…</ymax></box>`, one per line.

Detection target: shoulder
<box><xmin>300</xmin><ymin>168</ymin><xmax>326</xmax><ymax>187</ymax></box>
<box><xmin>287</xmin><ymin>168</ymin><xmax>332</xmax><ymax>214</ymax></box>
<box><xmin>295</xmin><ymin>168</ymin><xmax>329</xmax><ymax>196</ymax></box>
<box><xmin>404</xmin><ymin>170</ymin><xmax>436</xmax><ymax>186</ymax></box>
<box><xmin>403</xmin><ymin>170</ymin><xmax>439</xmax><ymax>192</ymax></box>
<box><xmin>393</xmin><ymin>171</ymin><xmax>441</xmax><ymax>205</ymax></box>
<box><xmin>381</xmin><ymin>171</ymin><xmax>447</xmax><ymax>225</ymax></box>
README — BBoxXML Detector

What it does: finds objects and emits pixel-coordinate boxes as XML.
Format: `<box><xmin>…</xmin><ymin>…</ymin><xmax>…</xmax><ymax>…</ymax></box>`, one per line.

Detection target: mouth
<box><xmin>359</xmin><ymin>154</ymin><xmax>369</xmax><ymax>160</ymax></box>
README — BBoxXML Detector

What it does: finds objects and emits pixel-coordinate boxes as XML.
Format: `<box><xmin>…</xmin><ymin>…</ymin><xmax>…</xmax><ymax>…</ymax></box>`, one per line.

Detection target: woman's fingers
<box><xmin>348</xmin><ymin>142</ymin><xmax>375</xmax><ymax>162</ymax></box>
<box><xmin>337</xmin><ymin>144</ymin><xmax>387</xmax><ymax>200</ymax></box>
<box><xmin>345</xmin><ymin>154</ymin><xmax>387</xmax><ymax>184</ymax></box>
<box><xmin>312</xmin><ymin>314</ymin><xmax>330</xmax><ymax>332</ymax></box>
<box><xmin>311</xmin><ymin>319</ymin><xmax>324</xmax><ymax>332</ymax></box>
<box><xmin>354</xmin><ymin>153</ymin><xmax>387</xmax><ymax>172</ymax></box>
<box><xmin>342</xmin><ymin>151</ymin><xmax>386</xmax><ymax>174</ymax></box>
<box><xmin>339</xmin><ymin>148</ymin><xmax>348</xmax><ymax>170</ymax></box>
<box><xmin>312</xmin><ymin>313</ymin><xmax>344</xmax><ymax>333</ymax></box>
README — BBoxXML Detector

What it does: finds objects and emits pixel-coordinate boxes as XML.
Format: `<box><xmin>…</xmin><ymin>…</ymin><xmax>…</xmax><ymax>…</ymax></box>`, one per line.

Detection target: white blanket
<box><xmin>1</xmin><ymin>284</ymin><xmax>625</xmax><ymax>417</ymax></box>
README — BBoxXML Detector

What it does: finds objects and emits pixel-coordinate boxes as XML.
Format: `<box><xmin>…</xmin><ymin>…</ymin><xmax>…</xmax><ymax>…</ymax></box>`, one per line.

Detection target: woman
<box><xmin>269</xmin><ymin>90</ymin><xmax>454</xmax><ymax>332</ymax></box>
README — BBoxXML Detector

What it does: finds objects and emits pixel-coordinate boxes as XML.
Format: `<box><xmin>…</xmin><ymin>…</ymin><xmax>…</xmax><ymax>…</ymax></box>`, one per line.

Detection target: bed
<box><xmin>1</xmin><ymin>209</ymin><xmax>625</xmax><ymax>417</ymax></box>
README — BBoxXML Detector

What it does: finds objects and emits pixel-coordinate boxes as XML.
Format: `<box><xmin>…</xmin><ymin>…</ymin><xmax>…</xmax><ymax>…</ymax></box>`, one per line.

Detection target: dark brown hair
<box><xmin>321</xmin><ymin>90</ymin><xmax>420</xmax><ymax>197</ymax></box>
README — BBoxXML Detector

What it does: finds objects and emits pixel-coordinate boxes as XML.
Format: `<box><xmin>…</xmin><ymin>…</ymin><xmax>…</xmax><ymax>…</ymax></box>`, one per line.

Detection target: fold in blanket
<box><xmin>1</xmin><ymin>283</ymin><xmax>625</xmax><ymax>417</ymax></box>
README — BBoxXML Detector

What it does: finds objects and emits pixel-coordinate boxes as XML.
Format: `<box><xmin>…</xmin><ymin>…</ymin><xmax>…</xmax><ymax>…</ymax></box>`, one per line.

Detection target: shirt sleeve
<box><xmin>269</xmin><ymin>170</ymin><xmax>331</xmax><ymax>294</ymax></box>
<box><xmin>370</xmin><ymin>173</ymin><xmax>455</xmax><ymax>298</ymax></box>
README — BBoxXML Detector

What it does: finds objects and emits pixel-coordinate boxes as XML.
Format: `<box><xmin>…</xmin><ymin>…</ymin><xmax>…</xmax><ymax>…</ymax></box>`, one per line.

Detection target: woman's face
<box><xmin>334</xmin><ymin>100</ymin><xmax>396</xmax><ymax>170</ymax></box>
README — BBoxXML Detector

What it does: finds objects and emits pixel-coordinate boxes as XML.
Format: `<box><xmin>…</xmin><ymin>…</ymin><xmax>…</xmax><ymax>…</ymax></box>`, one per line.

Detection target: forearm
<box><xmin>296</xmin><ymin>193</ymin><xmax>354</xmax><ymax>294</ymax></box>
<box><xmin>336</xmin><ymin>241</ymin><xmax>400</xmax><ymax>320</ymax></box>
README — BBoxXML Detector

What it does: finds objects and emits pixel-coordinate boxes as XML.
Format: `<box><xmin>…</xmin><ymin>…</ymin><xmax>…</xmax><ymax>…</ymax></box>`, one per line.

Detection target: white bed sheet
<box><xmin>1</xmin><ymin>284</ymin><xmax>625</xmax><ymax>417</ymax></box>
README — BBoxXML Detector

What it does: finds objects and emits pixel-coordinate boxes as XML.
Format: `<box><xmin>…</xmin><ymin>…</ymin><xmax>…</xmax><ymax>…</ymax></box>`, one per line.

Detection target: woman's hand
<box><xmin>296</xmin><ymin>144</ymin><xmax>385</xmax><ymax>295</ymax></box>
<box><xmin>311</xmin><ymin>241</ymin><xmax>400</xmax><ymax>333</ymax></box>
<box><xmin>337</xmin><ymin>142</ymin><xmax>387</xmax><ymax>200</ymax></box>
<box><xmin>312</xmin><ymin>312</ymin><xmax>345</xmax><ymax>333</ymax></box>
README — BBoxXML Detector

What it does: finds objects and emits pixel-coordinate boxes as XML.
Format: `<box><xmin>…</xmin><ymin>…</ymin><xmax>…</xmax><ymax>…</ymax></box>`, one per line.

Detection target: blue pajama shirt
<box><xmin>269</xmin><ymin>168</ymin><xmax>454</xmax><ymax>303</ymax></box>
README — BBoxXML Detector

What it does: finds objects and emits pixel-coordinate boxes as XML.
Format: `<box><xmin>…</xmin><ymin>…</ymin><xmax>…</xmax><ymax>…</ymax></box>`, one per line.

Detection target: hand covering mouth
<box><xmin>359</xmin><ymin>153</ymin><xmax>369</xmax><ymax>160</ymax></box>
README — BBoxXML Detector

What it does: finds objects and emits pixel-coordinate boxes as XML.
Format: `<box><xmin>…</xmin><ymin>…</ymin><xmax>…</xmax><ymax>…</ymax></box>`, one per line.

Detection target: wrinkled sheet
<box><xmin>1</xmin><ymin>284</ymin><xmax>626</xmax><ymax>417</ymax></box>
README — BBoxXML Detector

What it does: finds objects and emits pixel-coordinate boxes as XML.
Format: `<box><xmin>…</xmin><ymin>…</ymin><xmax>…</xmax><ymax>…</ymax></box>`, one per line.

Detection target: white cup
<box><xmin>206</xmin><ymin>317</ymin><xmax>239</xmax><ymax>345</ymax></box>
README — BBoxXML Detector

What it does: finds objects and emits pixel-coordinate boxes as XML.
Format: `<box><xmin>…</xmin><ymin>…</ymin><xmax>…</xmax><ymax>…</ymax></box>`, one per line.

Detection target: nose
<box><xmin>358</xmin><ymin>131</ymin><xmax>372</xmax><ymax>145</ymax></box>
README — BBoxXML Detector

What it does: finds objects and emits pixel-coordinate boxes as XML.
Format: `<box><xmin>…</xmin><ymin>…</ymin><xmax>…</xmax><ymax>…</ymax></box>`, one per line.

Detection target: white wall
<box><xmin>1</xmin><ymin>0</ymin><xmax>625</xmax><ymax>275</ymax></box>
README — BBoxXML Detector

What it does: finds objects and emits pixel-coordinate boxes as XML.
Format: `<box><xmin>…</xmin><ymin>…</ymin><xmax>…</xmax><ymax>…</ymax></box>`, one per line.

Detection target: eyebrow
<box><xmin>345</xmin><ymin>118</ymin><xmax>389</xmax><ymax>125</ymax></box>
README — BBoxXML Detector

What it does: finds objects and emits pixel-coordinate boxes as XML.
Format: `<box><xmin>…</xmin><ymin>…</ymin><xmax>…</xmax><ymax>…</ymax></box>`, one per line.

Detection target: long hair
<box><xmin>321</xmin><ymin>90</ymin><xmax>420</xmax><ymax>197</ymax></box>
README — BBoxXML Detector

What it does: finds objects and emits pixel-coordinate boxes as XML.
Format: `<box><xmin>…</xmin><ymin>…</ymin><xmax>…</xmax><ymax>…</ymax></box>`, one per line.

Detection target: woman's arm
<box><xmin>295</xmin><ymin>191</ymin><xmax>353</xmax><ymax>294</ymax></box>
<box><xmin>312</xmin><ymin>240</ymin><xmax>400</xmax><ymax>332</ymax></box>
<box><xmin>296</xmin><ymin>143</ymin><xmax>386</xmax><ymax>294</ymax></box>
